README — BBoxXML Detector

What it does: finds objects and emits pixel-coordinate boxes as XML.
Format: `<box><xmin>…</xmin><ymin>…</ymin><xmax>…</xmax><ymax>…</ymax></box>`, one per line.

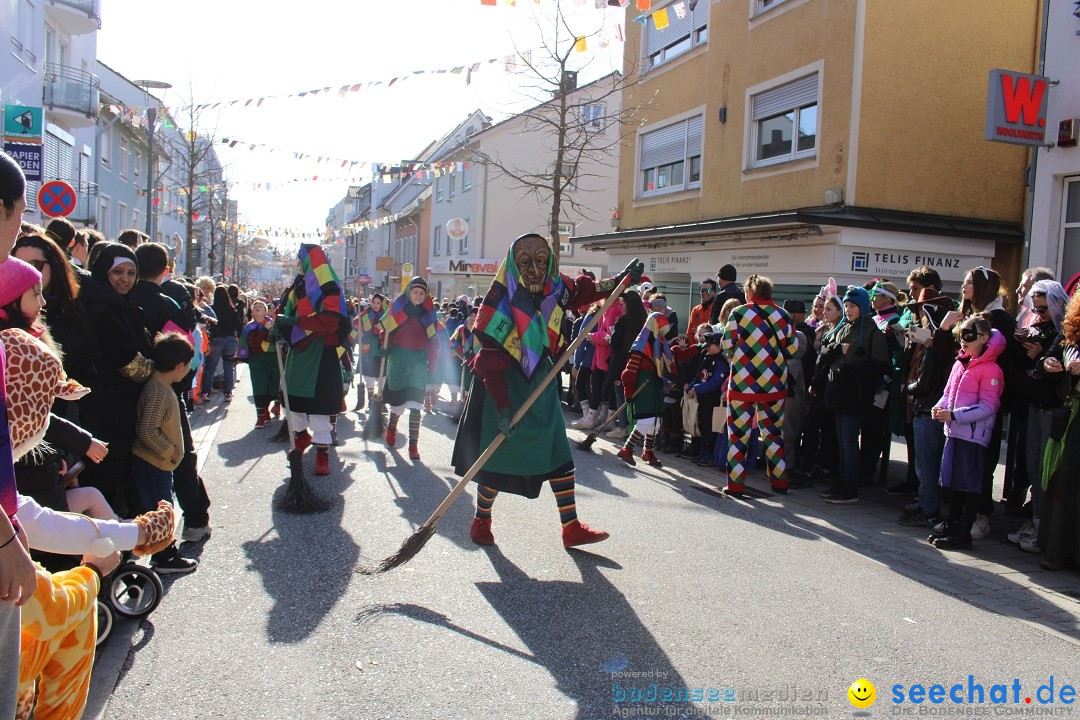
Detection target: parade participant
<box><xmin>238</xmin><ymin>300</ymin><xmax>280</xmax><ymax>428</ymax></box>
<box><xmin>274</xmin><ymin>244</ymin><xmax>350</xmax><ymax>477</ymax></box>
<box><xmin>354</xmin><ymin>293</ymin><xmax>386</xmax><ymax>412</ymax></box>
<box><xmin>379</xmin><ymin>277</ymin><xmax>440</xmax><ymax>460</ymax></box>
<box><xmin>723</xmin><ymin>275</ymin><xmax>798</xmax><ymax>496</ymax></box>
<box><xmin>452</xmin><ymin>233</ymin><xmax>642</xmax><ymax>548</ymax></box>
<box><xmin>617</xmin><ymin>312</ymin><xmax>677</xmax><ymax>468</ymax></box>
<box><xmin>449</xmin><ymin>306</ymin><xmax>481</xmax><ymax>420</ymax></box>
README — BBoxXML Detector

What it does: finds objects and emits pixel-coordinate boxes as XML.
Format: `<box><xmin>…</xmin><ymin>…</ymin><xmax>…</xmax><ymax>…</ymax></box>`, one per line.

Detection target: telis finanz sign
<box><xmin>985</xmin><ymin>69</ymin><xmax>1050</xmax><ymax>147</ymax></box>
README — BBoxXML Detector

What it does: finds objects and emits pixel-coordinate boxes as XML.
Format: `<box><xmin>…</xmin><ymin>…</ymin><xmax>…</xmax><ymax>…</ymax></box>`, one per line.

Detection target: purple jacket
<box><xmin>935</xmin><ymin>330</ymin><xmax>1006</xmax><ymax>447</ymax></box>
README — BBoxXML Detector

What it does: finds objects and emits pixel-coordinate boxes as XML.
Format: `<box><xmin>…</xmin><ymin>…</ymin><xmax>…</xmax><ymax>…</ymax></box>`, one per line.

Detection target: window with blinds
<box><xmin>638</xmin><ymin>114</ymin><xmax>704</xmax><ymax>197</ymax></box>
<box><xmin>644</xmin><ymin>1</ymin><xmax>709</xmax><ymax>70</ymax></box>
<box><xmin>750</xmin><ymin>73</ymin><xmax>819</xmax><ymax>167</ymax></box>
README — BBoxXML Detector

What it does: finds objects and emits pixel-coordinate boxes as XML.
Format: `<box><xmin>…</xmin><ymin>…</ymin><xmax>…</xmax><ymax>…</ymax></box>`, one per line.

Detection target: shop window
<box><xmin>1061</xmin><ymin>177</ymin><xmax>1080</xmax><ymax>283</ymax></box>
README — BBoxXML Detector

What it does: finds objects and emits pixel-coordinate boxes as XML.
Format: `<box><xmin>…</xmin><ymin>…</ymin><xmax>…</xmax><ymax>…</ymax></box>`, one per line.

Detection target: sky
<box><xmin>97</xmin><ymin>0</ymin><xmax>626</xmax><ymax>239</ymax></box>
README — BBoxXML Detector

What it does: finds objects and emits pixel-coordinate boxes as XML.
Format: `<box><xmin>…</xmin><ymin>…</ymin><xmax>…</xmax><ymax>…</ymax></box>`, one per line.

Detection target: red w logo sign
<box><xmin>1000</xmin><ymin>74</ymin><xmax>1048</xmax><ymax>128</ymax></box>
<box><xmin>986</xmin><ymin>69</ymin><xmax>1050</xmax><ymax>147</ymax></box>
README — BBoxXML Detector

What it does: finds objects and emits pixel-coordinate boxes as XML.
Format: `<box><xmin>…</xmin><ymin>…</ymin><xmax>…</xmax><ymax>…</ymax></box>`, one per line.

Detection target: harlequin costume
<box><xmin>276</xmin><ymin>244</ymin><xmax>350</xmax><ymax>476</ymax></box>
<box><xmin>722</xmin><ymin>283</ymin><xmax>799</xmax><ymax>495</ymax></box>
<box><xmin>617</xmin><ymin>312</ymin><xmax>674</xmax><ymax>468</ymax></box>
<box><xmin>379</xmin><ymin>277</ymin><xmax>441</xmax><ymax>460</ymax></box>
<box><xmin>449</xmin><ymin>308</ymin><xmax>481</xmax><ymax>415</ymax></box>
<box><xmin>353</xmin><ymin>295</ymin><xmax>386</xmax><ymax>411</ymax></box>
<box><xmin>452</xmin><ymin>233</ymin><xmax>640</xmax><ymax>548</ymax></box>
<box><xmin>238</xmin><ymin>316</ymin><xmax>281</xmax><ymax>428</ymax></box>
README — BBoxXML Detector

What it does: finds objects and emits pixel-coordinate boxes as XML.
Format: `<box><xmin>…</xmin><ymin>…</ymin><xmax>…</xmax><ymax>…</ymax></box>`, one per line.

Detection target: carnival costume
<box><xmin>354</xmin><ymin>295</ymin><xmax>385</xmax><ymax>411</ymax></box>
<box><xmin>379</xmin><ymin>276</ymin><xmax>440</xmax><ymax>460</ymax></box>
<box><xmin>617</xmin><ymin>312</ymin><xmax>674</xmax><ymax>468</ymax></box>
<box><xmin>276</xmin><ymin>244</ymin><xmax>350</xmax><ymax>476</ymax></box>
<box><xmin>452</xmin><ymin>233</ymin><xmax>640</xmax><ymax>548</ymax></box>
<box><xmin>238</xmin><ymin>316</ymin><xmax>280</xmax><ymax>428</ymax></box>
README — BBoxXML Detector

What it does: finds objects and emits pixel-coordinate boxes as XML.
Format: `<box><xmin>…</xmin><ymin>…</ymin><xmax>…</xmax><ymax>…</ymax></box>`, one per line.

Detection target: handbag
<box><xmin>712</xmin><ymin>401</ymin><xmax>728</xmax><ymax>430</ymax></box>
<box><xmin>682</xmin><ymin>394</ymin><xmax>700</xmax><ymax>437</ymax></box>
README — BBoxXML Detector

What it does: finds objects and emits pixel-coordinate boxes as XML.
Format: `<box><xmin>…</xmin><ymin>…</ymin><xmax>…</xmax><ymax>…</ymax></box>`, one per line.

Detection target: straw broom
<box><xmin>356</xmin><ymin>267</ymin><xmax>637</xmax><ymax>574</ymax></box>
<box><xmin>274</xmin><ymin>341</ymin><xmax>330</xmax><ymax>513</ymax></box>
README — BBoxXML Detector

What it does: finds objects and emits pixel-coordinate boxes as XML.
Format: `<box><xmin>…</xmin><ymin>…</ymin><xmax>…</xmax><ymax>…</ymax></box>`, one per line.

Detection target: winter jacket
<box><xmin>589</xmin><ymin>305</ymin><xmax>622</xmax><ymax>372</ymax></box>
<box><xmin>688</xmin><ymin>301</ymin><xmax>713</xmax><ymax>339</ymax></box>
<box><xmin>821</xmin><ymin>320</ymin><xmax>890</xmax><ymax>418</ymax></box>
<box><xmin>935</xmin><ymin>330</ymin><xmax>1006</xmax><ymax>447</ymax></box>
<box><xmin>571</xmin><ymin>313</ymin><xmax>596</xmax><ymax>370</ymax></box>
<box><xmin>723</xmin><ymin>301</ymin><xmax>798</xmax><ymax>403</ymax></box>
<box><xmin>709</xmin><ymin>283</ymin><xmax>746</xmax><ymax>325</ymax></box>
<box><xmin>1019</xmin><ymin>321</ymin><xmax>1064</xmax><ymax>410</ymax></box>
<box><xmin>904</xmin><ymin>329</ymin><xmax>956</xmax><ymax>415</ymax></box>
<box><xmin>690</xmin><ymin>352</ymin><xmax>730</xmax><ymax>408</ymax></box>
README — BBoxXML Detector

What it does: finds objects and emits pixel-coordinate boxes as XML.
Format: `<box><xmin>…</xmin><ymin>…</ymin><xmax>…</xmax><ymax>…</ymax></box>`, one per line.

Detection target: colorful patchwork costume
<box><xmin>617</xmin><ymin>312</ymin><xmax>675</xmax><ymax>468</ymax></box>
<box><xmin>723</xmin><ymin>289</ymin><xmax>798</xmax><ymax>495</ymax></box>
<box><xmin>452</xmin><ymin>233</ymin><xmax>642</xmax><ymax>548</ymax></box>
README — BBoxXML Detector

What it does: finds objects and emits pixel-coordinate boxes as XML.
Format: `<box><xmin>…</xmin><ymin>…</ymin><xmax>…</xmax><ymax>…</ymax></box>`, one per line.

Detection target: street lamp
<box><xmin>133</xmin><ymin>79</ymin><xmax>171</xmax><ymax>244</ymax></box>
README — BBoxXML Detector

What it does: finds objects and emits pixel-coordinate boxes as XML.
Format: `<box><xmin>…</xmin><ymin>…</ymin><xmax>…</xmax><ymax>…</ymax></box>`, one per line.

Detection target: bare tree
<box><xmin>463</xmin><ymin>1</ymin><xmax>652</xmax><ymax>267</ymax></box>
<box><xmin>159</xmin><ymin>88</ymin><xmax>223</xmax><ymax>274</ymax></box>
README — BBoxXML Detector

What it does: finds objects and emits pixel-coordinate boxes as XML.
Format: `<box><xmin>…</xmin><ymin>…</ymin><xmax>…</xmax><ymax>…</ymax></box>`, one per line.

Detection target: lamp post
<box><xmin>133</xmin><ymin>79</ymin><xmax>171</xmax><ymax>243</ymax></box>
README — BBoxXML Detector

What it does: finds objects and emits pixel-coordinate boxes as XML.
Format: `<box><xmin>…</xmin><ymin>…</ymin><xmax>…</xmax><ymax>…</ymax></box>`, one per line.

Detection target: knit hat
<box><xmin>842</xmin><ymin>285</ymin><xmax>872</xmax><ymax>318</ymax></box>
<box><xmin>718</xmin><ymin>264</ymin><xmax>737</xmax><ymax>282</ymax></box>
<box><xmin>0</xmin><ymin>257</ymin><xmax>41</xmax><ymax>309</ymax></box>
<box><xmin>407</xmin><ymin>276</ymin><xmax>428</xmax><ymax>292</ymax></box>
<box><xmin>783</xmin><ymin>299</ymin><xmax>806</xmax><ymax>314</ymax></box>
<box><xmin>637</xmin><ymin>281</ymin><xmax>655</xmax><ymax>296</ymax></box>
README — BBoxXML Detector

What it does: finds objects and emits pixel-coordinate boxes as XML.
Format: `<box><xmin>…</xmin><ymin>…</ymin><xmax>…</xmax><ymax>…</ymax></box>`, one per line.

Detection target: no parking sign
<box><xmin>37</xmin><ymin>180</ymin><xmax>76</xmax><ymax>218</ymax></box>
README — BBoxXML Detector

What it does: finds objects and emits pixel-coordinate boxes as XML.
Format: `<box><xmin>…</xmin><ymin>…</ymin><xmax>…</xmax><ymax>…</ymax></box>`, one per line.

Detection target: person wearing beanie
<box><xmin>865</xmin><ymin>280</ymin><xmax>914</xmax><ymax>494</ymax></box>
<box><xmin>274</xmin><ymin>244</ymin><xmax>350</xmax><ymax>476</ymax></box>
<box><xmin>378</xmin><ymin>276</ymin><xmax>441</xmax><ymax>461</ymax></box>
<box><xmin>710</xmin><ymin>264</ymin><xmax>746</xmax><ymax>324</ymax></box>
<box><xmin>817</xmin><ymin>285</ymin><xmax>890</xmax><ymax>504</ymax></box>
<box><xmin>721</xmin><ymin>275</ymin><xmax>798</xmax><ymax>496</ymax></box>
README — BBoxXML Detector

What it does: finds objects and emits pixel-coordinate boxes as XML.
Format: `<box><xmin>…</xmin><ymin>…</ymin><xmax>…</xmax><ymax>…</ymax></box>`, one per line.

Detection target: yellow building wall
<box><xmin>851</xmin><ymin>0</ymin><xmax>1037</xmax><ymax>221</ymax></box>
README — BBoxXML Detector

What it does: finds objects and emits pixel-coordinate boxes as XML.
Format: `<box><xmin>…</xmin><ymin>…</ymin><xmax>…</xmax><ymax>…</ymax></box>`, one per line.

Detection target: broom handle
<box><xmin>419</xmin><ymin>269</ymin><xmax>636</xmax><ymax>527</ymax></box>
<box><xmin>275</xmin><ymin>341</ymin><xmax>296</xmax><ymax>453</ymax></box>
<box><xmin>373</xmin><ymin>329</ymin><xmax>388</xmax><ymax>400</ymax></box>
<box><xmin>589</xmin><ymin>383</ymin><xmax>646</xmax><ymax>435</ymax></box>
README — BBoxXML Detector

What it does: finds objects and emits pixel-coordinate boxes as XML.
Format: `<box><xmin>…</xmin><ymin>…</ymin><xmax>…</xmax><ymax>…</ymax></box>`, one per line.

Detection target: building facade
<box><xmin>1028</xmin><ymin>0</ymin><xmax>1080</xmax><ymax>292</ymax></box>
<box><xmin>578</xmin><ymin>0</ymin><xmax>1038</xmax><ymax>319</ymax></box>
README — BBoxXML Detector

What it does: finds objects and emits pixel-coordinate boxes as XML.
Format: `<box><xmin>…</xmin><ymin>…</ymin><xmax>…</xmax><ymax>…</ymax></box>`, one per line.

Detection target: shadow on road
<box><xmin>241</xmin><ymin>464</ymin><xmax>359</xmax><ymax>643</ymax></box>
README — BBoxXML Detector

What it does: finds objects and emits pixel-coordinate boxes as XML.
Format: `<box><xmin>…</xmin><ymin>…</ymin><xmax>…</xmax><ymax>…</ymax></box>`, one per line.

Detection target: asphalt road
<box><xmin>95</xmin><ymin>391</ymin><xmax>1080</xmax><ymax>720</ymax></box>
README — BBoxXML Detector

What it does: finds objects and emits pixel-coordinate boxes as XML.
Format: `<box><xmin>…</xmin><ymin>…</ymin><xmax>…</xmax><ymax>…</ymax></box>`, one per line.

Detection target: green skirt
<box><xmin>248</xmin><ymin>353</ymin><xmax>280</xmax><ymax>397</ymax></box>
<box><xmin>627</xmin><ymin>371</ymin><xmax>664</xmax><ymax>422</ymax></box>
<box><xmin>452</xmin><ymin>356</ymin><xmax>573</xmax><ymax>498</ymax></box>
<box><xmin>384</xmin><ymin>346</ymin><xmax>428</xmax><ymax>409</ymax></box>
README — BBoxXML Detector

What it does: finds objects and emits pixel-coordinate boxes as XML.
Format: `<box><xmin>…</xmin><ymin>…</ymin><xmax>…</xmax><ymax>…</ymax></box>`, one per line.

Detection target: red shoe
<box><xmin>293</xmin><ymin>430</ymin><xmax>312</xmax><ymax>454</ymax></box>
<box><xmin>723</xmin><ymin>482</ymin><xmax>745</xmax><ymax>498</ymax></box>
<box><xmin>562</xmin><ymin>520</ymin><xmax>609</xmax><ymax>548</ymax></box>
<box><xmin>385</xmin><ymin>427</ymin><xmax>397</xmax><ymax>447</ymax></box>
<box><xmin>314</xmin><ymin>446</ymin><xmax>330</xmax><ymax>476</ymax></box>
<box><xmin>255</xmin><ymin>411</ymin><xmax>270</xmax><ymax>429</ymax></box>
<box><xmin>615</xmin><ymin>447</ymin><xmax>636</xmax><ymax>466</ymax></box>
<box><xmin>470</xmin><ymin>517</ymin><xmax>495</xmax><ymax>545</ymax></box>
<box><xmin>269</xmin><ymin>401</ymin><xmax>281</xmax><ymax>419</ymax></box>
<box><xmin>642</xmin><ymin>450</ymin><xmax>662</xmax><ymax>468</ymax></box>
<box><xmin>409</xmin><ymin>444</ymin><xmax>420</xmax><ymax>461</ymax></box>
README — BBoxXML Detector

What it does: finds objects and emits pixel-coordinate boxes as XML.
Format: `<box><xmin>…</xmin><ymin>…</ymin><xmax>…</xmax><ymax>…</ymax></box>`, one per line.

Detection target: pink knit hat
<box><xmin>0</xmin><ymin>257</ymin><xmax>41</xmax><ymax>309</ymax></box>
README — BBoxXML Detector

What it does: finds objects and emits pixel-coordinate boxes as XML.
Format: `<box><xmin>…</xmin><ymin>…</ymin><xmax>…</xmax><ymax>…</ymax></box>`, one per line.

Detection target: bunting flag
<box><xmin>671</xmin><ymin>1</ymin><xmax>686</xmax><ymax>19</ymax></box>
<box><xmin>636</xmin><ymin>0</ymin><xmax>651</xmax><ymax>9</ymax></box>
<box><xmin>652</xmin><ymin>7</ymin><xmax>669</xmax><ymax>29</ymax></box>
<box><xmin>574</xmin><ymin>36</ymin><xmax>588</xmax><ymax>52</ymax></box>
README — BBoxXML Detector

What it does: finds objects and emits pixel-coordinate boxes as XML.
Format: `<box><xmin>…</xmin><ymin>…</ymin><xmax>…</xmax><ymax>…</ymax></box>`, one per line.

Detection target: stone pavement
<box><xmin>582</xmin><ymin>429</ymin><xmax>1080</xmax><ymax>647</ymax></box>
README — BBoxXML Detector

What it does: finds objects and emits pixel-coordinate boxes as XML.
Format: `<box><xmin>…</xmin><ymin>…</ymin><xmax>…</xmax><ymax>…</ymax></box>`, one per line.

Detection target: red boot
<box><xmin>293</xmin><ymin>430</ymin><xmax>312</xmax><ymax>454</ymax></box>
<box><xmin>385</xmin><ymin>426</ymin><xmax>397</xmax><ymax>447</ymax></box>
<box><xmin>409</xmin><ymin>444</ymin><xmax>421</xmax><ymax>461</ymax></box>
<box><xmin>723</xmin><ymin>482</ymin><xmax>745</xmax><ymax>498</ymax></box>
<box><xmin>562</xmin><ymin>520</ymin><xmax>609</xmax><ymax>548</ymax></box>
<box><xmin>269</xmin><ymin>401</ymin><xmax>281</xmax><ymax>419</ymax></box>
<box><xmin>255</xmin><ymin>411</ymin><xmax>270</xmax><ymax>429</ymax></box>
<box><xmin>470</xmin><ymin>518</ymin><xmax>495</xmax><ymax>546</ymax></box>
<box><xmin>642</xmin><ymin>449</ymin><xmax>663</xmax><ymax>468</ymax></box>
<box><xmin>314</xmin><ymin>445</ymin><xmax>330</xmax><ymax>476</ymax></box>
<box><xmin>616</xmin><ymin>447</ymin><xmax>636</xmax><ymax>466</ymax></box>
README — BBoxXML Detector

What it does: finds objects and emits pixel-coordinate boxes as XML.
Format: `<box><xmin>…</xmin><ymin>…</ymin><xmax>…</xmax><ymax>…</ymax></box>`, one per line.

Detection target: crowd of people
<box><xmin>3</xmin><ymin>140</ymin><xmax>1080</xmax><ymax>717</ymax></box>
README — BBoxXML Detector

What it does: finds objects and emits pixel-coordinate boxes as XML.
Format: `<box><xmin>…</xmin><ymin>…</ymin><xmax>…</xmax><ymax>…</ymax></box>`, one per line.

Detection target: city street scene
<box><xmin>2</xmin><ymin>0</ymin><xmax>1080</xmax><ymax>718</ymax></box>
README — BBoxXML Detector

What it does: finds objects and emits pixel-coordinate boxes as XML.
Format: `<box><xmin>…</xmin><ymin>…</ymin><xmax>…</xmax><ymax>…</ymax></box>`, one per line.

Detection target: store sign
<box><xmin>430</xmin><ymin>258</ymin><xmax>500</xmax><ymax>275</ymax></box>
<box><xmin>3</xmin><ymin>104</ymin><xmax>43</xmax><ymax>182</ymax></box>
<box><xmin>647</xmin><ymin>255</ymin><xmax>693</xmax><ymax>272</ymax></box>
<box><xmin>985</xmin><ymin>69</ymin><xmax>1050</xmax><ymax>147</ymax></box>
<box><xmin>843</xmin><ymin>249</ymin><xmax>986</xmax><ymax>282</ymax></box>
<box><xmin>375</xmin><ymin>256</ymin><xmax>394</xmax><ymax>271</ymax></box>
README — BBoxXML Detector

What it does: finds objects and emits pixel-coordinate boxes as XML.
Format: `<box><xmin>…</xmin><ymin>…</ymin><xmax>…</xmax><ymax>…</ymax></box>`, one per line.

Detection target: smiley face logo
<box><xmin>848</xmin><ymin>678</ymin><xmax>876</xmax><ymax>709</ymax></box>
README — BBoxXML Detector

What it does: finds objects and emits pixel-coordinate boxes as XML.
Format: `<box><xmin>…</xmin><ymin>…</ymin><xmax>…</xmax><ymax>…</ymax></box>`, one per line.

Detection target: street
<box><xmin>90</xmin><ymin>371</ymin><xmax>1080</xmax><ymax>719</ymax></box>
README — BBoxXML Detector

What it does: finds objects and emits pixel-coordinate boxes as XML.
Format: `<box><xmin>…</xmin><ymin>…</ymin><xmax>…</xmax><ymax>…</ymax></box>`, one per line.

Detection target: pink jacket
<box><xmin>589</xmin><ymin>304</ymin><xmax>623</xmax><ymax>372</ymax></box>
<box><xmin>935</xmin><ymin>329</ymin><xmax>1005</xmax><ymax>447</ymax></box>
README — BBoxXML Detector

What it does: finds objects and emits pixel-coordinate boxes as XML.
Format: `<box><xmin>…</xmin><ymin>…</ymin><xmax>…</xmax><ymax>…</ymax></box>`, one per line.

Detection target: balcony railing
<box><xmin>68</xmin><ymin>182</ymin><xmax>98</xmax><ymax>226</ymax></box>
<box><xmin>42</xmin><ymin>63</ymin><xmax>100</xmax><ymax>120</ymax></box>
<box><xmin>46</xmin><ymin>0</ymin><xmax>102</xmax><ymax>33</ymax></box>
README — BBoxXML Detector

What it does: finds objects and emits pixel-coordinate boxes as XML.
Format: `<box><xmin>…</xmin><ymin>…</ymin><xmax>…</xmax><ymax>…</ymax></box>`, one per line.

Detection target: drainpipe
<box><xmin>1023</xmin><ymin>0</ymin><xmax>1053</xmax><ymax>269</ymax></box>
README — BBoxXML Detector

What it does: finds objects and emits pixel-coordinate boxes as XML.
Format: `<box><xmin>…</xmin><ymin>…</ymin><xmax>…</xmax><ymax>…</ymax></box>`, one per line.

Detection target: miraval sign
<box><xmin>985</xmin><ymin>69</ymin><xmax>1050</xmax><ymax>147</ymax></box>
<box><xmin>431</xmin><ymin>259</ymin><xmax>500</xmax><ymax>275</ymax></box>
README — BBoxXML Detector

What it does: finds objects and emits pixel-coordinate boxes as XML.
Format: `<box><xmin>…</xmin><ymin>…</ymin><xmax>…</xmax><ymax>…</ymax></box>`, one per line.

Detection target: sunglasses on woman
<box><xmin>1032</xmin><ymin>304</ymin><xmax>1049</xmax><ymax>314</ymax></box>
<box><xmin>960</xmin><ymin>327</ymin><xmax>985</xmax><ymax>342</ymax></box>
<box><xmin>25</xmin><ymin>259</ymin><xmax>47</xmax><ymax>272</ymax></box>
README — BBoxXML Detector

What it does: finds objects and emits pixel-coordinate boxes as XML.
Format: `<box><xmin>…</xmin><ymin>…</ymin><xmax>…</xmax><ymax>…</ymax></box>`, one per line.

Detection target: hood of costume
<box><xmin>283</xmin><ymin>244</ymin><xmax>349</xmax><ymax>349</ymax></box>
<box><xmin>631</xmin><ymin>311</ymin><xmax>675</xmax><ymax>376</ymax></box>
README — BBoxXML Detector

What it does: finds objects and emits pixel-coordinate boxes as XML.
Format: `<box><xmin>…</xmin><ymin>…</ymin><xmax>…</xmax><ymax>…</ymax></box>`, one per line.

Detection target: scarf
<box><xmin>474</xmin><ymin>234</ymin><xmax>569</xmax><ymax>379</ymax></box>
<box><xmin>282</xmin><ymin>244</ymin><xmax>347</xmax><ymax>348</ymax></box>
<box><xmin>379</xmin><ymin>288</ymin><xmax>437</xmax><ymax>341</ymax></box>
<box><xmin>873</xmin><ymin>305</ymin><xmax>901</xmax><ymax>332</ymax></box>
<box><xmin>631</xmin><ymin>312</ymin><xmax>675</xmax><ymax>377</ymax></box>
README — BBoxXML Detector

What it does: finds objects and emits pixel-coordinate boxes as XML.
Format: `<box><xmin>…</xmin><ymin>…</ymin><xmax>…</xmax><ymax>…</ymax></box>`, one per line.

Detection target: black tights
<box><xmin>947</xmin><ymin>489</ymin><xmax>980</xmax><ymax>536</ymax></box>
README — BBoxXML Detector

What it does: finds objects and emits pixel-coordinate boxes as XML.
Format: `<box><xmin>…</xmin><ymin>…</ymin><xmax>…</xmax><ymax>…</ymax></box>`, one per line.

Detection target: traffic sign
<box><xmin>37</xmin><ymin>180</ymin><xmax>77</xmax><ymax>218</ymax></box>
<box><xmin>402</xmin><ymin>262</ymin><xmax>414</xmax><ymax>276</ymax></box>
<box><xmin>358</xmin><ymin>274</ymin><xmax>373</xmax><ymax>286</ymax></box>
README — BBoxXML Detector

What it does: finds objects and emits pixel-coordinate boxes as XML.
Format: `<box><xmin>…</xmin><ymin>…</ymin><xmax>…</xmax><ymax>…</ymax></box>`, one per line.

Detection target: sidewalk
<box><xmin>85</xmin><ymin>390</ymin><xmax>233</xmax><ymax>720</ymax></box>
<box><xmin>574</xmin><ymin>425</ymin><xmax>1080</xmax><ymax>646</ymax></box>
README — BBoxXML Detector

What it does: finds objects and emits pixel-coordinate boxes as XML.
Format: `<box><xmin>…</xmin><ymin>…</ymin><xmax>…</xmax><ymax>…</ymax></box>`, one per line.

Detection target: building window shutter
<box><xmin>645</xmin><ymin>4</ymin><xmax>695</xmax><ymax>55</ymax></box>
<box><xmin>752</xmin><ymin>74</ymin><xmax>819</xmax><ymax>121</ymax></box>
<box><xmin>686</xmin><ymin>115</ymin><xmax>704</xmax><ymax>156</ymax></box>
<box><xmin>640</xmin><ymin>121</ymin><xmax>688</xmax><ymax>169</ymax></box>
<box><xmin>693</xmin><ymin>2</ymin><xmax>709</xmax><ymax>30</ymax></box>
